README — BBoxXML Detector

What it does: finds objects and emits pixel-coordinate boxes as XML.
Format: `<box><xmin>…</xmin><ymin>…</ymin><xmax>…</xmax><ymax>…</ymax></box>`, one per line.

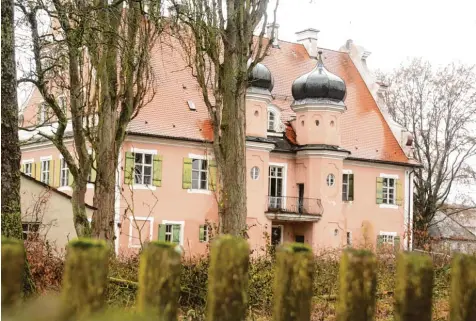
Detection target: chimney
<box><xmin>266</xmin><ymin>23</ymin><xmax>279</xmax><ymax>47</ymax></box>
<box><xmin>296</xmin><ymin>28</ymin><xmax>320</xmax><ymax>59</ymax></box>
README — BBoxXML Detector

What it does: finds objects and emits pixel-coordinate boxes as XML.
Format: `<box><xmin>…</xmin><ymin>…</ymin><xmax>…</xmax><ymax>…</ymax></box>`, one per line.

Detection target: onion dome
<box><xmin>248</xmin><ymin>61</ymin><xmax>274</xmax><ymax>92</ymax></box>
<box><xmin>291</xmin><ymin>51</ymin><xmax>346</xmax><ymax>102</ymax></box>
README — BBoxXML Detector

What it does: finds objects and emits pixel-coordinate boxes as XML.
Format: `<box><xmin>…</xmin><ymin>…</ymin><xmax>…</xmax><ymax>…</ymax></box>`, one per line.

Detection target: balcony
<box><xmin>265</xmin><ymin>196</ymin><xmax>323</xmax><ymax>222</ymax></box>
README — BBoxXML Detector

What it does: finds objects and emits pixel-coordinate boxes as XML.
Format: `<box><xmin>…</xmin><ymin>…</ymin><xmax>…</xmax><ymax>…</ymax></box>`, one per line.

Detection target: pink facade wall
<box><xmin>20</xmin><ymin>137</ymin><xmax>409</xmax><ymax>255</ymax></box>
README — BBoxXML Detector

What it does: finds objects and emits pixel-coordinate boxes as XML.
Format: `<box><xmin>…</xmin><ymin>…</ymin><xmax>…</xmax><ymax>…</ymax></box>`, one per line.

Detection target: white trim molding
<box><xmin>342</xmin><ymin>169</ymin><xmax>353</xmax><ymax>174</ymax></box>
<box><xmin>162</xmin><ymin>220</ymin><xmax>185</xmax><ymax>246</ymax></box>
<box><xmin>379</xmin><ymin>173</ymin><xmax>399</xmax><ymax>179</ymax></box>
<box><xmin>128</xmin><ymin>216</ymin><xmax>154</xmax><ymax>248</ymax></box>
<box><xmin>40</xmin><ymin>155</ymin><xmax>52</xmax><ymax>161</ymax></box>
<box><xmin>21</xmin><ymin>159</ymin><xmax>34</xmax><ymax>164</ymax></box>
<box><xmin>296</xmin><ymin>149</ymin><xmax>349</xmax><ymax>159</ymax></box>
<box><xmin>130</xmin><ymin>147</ymin><xmax>158</xmax><ymax>155</ymax></box>
<box><xmin>246</xmin><ymin>141</ymin><xmax>275</xmax><ymax>152</ymax></box>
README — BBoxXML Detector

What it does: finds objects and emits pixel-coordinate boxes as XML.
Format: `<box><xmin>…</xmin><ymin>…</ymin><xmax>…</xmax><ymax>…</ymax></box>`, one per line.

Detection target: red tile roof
<box><xmin>129</xmin><ymin>38</ymin><xmax>410</xmax><ymax>164</ymax></box>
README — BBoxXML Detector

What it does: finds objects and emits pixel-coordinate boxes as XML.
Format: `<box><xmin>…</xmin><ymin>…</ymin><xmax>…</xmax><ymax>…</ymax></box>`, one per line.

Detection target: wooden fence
<box><xmin>1</xmin><ymin>236</ymin><xmax>476</xmax><ymax>321</ymax></box>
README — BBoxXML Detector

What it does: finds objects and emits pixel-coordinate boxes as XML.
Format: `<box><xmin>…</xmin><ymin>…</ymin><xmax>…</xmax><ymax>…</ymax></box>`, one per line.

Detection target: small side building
<box><xmin>20</xmin><ymin>173</ymin><xmax>94</xmax><ymax>249</ymax></box>
<box><xmin>429</xmin><ymin>208</ymin><xmax>476</xmax><ymax>254</ymax></box>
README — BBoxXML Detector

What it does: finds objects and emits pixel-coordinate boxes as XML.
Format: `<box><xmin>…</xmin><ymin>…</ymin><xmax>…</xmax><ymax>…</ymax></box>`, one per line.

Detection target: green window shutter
<box><xmin>158</xmin><ymin>224</ymin><xmax>166</xmax><ymax>241</ymax></box>
<box><xmin>172</xmin><ymin>225</ymin><xmax>181</xmax><ymax>244</ymax></box>
<box><xmin>376</xmin><ymin>177</ymin><xmax>384</xmax><ymax>204</ymax></box>
<box><xmin>182</xmin><ymin>158</ymin><xmax>192</xmax><ymax>189</ymax></box>
<box><xmin>348</xmin><ymin>174</ymin><xmax>354</xmax><ymax>201</ymax></box>
<box><xmin>124</xmin><ymin>152</ymin><xmax>134</xmax><ymax>185</ymax></box>
<box><xmin>54</xmin><ymin>160</ymin><xmax>61</xmax><ymax>187</ymax></box>
<box><xmin>21</xmin><ymin>164</ymin><xmax>25</xmax><ymax>173</ymax></box>
<box><xmin>394</xmin><ymin>236</ymin><xmax>401</xmax><ymax>253</ymax></box>
<box><xmin>199</xmin><ymin>225</ymin><xmax>206</xmax><ymax>242</ymax></box>
<box><xmin>68</xmin><ymin>167</ymin><xmax>74</xmax><ymax>187</ymax></box>
<box><xmin>152</xmin><ymin>155</ymin><xmax>163</xmax><ymax>187</ymax></box>
<box><xmin>208</xmin><ymin>160</ymin><xmax>217</xmax><ymax>191</ymax></box>
<box><xmin>90</xmin><ymin>152</ymin><xmax>97</xmax><ymax>184</ymax></box>
<box><xmin>47</xmin><ymin>160</ymin><xmax>53</xmax><ymax>185</ymax></box>
<box><xmin>377</xmin><ymin>235</ymin><xmax>384</xmax><ymax>250</ymax></box>
<box><xmin>396</xmin><ymin>179</ymin><xmax>404</xmax><ymax>206</ymax></box>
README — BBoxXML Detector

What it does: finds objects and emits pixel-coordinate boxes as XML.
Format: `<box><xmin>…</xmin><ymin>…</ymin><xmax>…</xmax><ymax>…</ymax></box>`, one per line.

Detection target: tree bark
<box><xmin>1</xmin><ymin>0</ymin><xmax>23</xmax><ymax>240</ymax></box>
<box><xmin>2</xmin><ymin>0</ymin><xmax>36</xmax><ymax>295</ymax></box>
<box><xmin>216</xmin><ymin>53</ymin><xmax>248</xmax><ymax>235</ymax></box>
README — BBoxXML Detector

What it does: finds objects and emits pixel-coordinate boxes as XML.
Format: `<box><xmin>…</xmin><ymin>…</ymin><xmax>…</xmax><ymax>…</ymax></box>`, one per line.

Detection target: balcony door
<box><xmin>269</xmin><ymin>166</ymin><xmax>284</xmax><ymax>209</ymax></box>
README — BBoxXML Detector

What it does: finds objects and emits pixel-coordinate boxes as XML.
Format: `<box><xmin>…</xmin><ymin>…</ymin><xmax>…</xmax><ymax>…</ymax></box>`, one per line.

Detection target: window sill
<box><xmin>343</xmin><ymin>200</ymin><xmax>354</xmax><ymax>204</ymax></box>
<box><xmin>57</xmin><ymin>186</ymin><xmax>72</xmax><ymax>192</ymax></box>
<box><xmin>128</xmin><ymin>244</ymin><xmax>142</xmax><ymax>249</ymax></box>
<box><xmin>379</xmin><ymin>204</ymin><xmax>398</xmax><ymax>209</ymax></box>
<box><xmin>87</xmin><ymin>183</ymin><xmax>94</xmax><ymax>189</ymax></box>
<box><xmin>187</xmin><ymin>189</ymin><xmax>212</xmax><ymax>195</ymax></box>
<box><xmin>131</xmin><ymin>184</ymin><xmax>157</xmax><ymax>191</ymax></box>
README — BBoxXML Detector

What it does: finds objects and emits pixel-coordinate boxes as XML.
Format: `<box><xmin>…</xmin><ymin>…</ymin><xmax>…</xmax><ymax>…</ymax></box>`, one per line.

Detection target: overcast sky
<box><xmin>269</xmin><ymin>0</ymin><xmax>476</xmax><ymax>71</ymax></box>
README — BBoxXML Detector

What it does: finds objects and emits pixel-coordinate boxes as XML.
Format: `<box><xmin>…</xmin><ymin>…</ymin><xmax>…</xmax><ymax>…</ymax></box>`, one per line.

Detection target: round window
<box><xmin>326</xmin><ymin>174</ymin><xmax>335</xmax><ymax>187</ymax></box>
<box><xmin>250</xmin><ymin>166</ymin><xmax>260</xmax><ymax>180</ymax></box>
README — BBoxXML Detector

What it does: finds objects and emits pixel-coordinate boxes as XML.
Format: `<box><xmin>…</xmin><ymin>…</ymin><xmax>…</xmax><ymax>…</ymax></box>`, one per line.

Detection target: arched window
<box><xmin>267</xmin><ymin>111</ymin><xmax>276</xmax><ymax>131</ymax></box>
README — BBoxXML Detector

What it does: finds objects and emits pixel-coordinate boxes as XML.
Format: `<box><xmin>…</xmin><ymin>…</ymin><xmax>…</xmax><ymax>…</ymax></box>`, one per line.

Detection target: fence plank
<box><xmin>450</xmin><ymin>254</ymin><xmax>476</xmax><ymax>321</ymax></box>
<box><xmin>394</xmin><ymin>252</ymin><xmax>433</xmax><ymax>321</ymax></box>
<box><xmin>206</xmin><ymin>235</ymin><xmax>249</xmax><ymax>321</ymax></box>
<box><xmin>138</xmin><ymin>241</ymin><xmax>181</xmax><ymax>321</ymax></box>
<box><xmin>336</xmin><ymin>249</ymin><xmax>377</xmax><ymax>321</ymax></box>
<box><xmin>273</xmin><ymin>243</ymin><xmax>313</xmax><ymax>321</ymax></box>
<box><xmin>1</xmin><ymin>238</ymin><xmax>24</xmax><ymax>313</ymax></box>
<box><xmin>60</xmin><ymin>238</ymin><xmax>109</xmax><ymax>320</ymax></box>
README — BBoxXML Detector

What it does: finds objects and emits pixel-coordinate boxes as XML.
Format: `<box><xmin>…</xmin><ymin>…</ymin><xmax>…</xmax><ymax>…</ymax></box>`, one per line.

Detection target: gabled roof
<box><xmin>429</xmin><ymin>210</ymin><xmax>476</xmax><ymax>242</ymax></box>
<box><xmin>129</xmin><ymin>37</ymin><xmax>411</xmax><ymax>164</ymax></box>
<box><xmin>21</xmin><ymin>173</ymin><xmax>96</xmax><ymax>210</ymax></box>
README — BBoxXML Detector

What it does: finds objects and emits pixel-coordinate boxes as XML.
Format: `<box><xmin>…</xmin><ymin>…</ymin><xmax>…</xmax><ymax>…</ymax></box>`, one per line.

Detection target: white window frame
<box><xmin>128</xmin><ymin>216</ymin><xmax>154</xmax><ymax>248</ymax></box>
<box><xmin>268</xmin><ymin>162</ymin><xmax>288</xmax><ymax>208</ymax></box>
<box><xmin>267</xmin><ymin>105</ymin><xmax>281</xmax><ymax>134</ymax></box>
<box><xmin>271</xmin><ymin>224</ymin><xmax>284</xmax><ymax>245</ymax></box>
<box><xmin>40</xmin><ymin>156</ymin><xmax>52</xmax><ymax>184</ymax></box>
<box><xmin>346</xmin><ymin>231</ymin><xmax>352</xmax><ymax>246</ymax></box>
<box><xmin>379</xmin><ymin>231</ymin><xmax>397</xmax><ymax>245</ymax></box>
<box><xmin>130</xmin><ymin>147</ymin><xmax>157</xmax><ymax>191</ymax></box>
<box><xmin>22</xmin><ymin>159</ymin><xmax>34</xmax><ymax>177</ymax></box>
<box><xmin>38</xmin><ymin>102</ymin><xmax>48</xmax><ymax>123</ymax></box>
<box><xmin>22</xmin><ymin>221</ymin><xmax>41</xmax><ymax>240</ymax></box>
<box><xmin>188</xmin><ymin>153</ymin><xmax>212</xmax><ymax>195</ymax></box>
<box><xmin>59</xmin><ymin>157</ymin><xmax>69</xmax><ymax>187</ymax></box>
<box><xmin>162</xmin><ymin>220</ymin><xmax>185</xmax><ymax>246</ymax></box>
<box><xmin>57</xmin><ymin>95</ymin><xmax>67</xmax><ymax>114</ymax></box>
<box><xmin>87</xmin><ymin>149</ymin><xmax>94</xmax><ymax>189</ymax></box>
<box><xmin>379</xmin><ymin>173</ymin><xmax>399</xmax><ymax>209</ymax></box>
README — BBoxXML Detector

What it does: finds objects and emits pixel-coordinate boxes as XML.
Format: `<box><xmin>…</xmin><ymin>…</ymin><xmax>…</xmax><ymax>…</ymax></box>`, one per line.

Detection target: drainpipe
<box><xmin>407</xmin><ymin>168</ymin><xmax>416</xmax><ymax>251</ymax></box>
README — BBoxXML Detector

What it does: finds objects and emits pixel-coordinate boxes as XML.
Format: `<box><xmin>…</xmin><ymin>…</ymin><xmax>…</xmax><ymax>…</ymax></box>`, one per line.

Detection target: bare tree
<box><xmin>380</xmin><ymin>58</ymin><xmax>476</xmax><ymax>245</ymax></box>
<box><xmin>2</xmin><ymin>0</ymin><xmax>36</xmax><ymax>295</ymax></box>
<box><xmin>170</xmin><ymin>0</ymin><xmax>279</xmax><ymax>235</ymax></box>
<box><xmin>16</xmin><ymin>0</ymin><xmax>163</xmax><ymax>246</ymax></box>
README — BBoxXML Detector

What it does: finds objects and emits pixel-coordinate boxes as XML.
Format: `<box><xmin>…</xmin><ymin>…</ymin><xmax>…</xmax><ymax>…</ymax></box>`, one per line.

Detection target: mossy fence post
<box><xmin>273</xmin><ymin>243</ymin><xmax>313</xmax><ymax>321</ymax></box>
<box><xmin>138</xmin><ymin>241</ymin><xmax>181</xmax><ymax>321</ymax></box>
<box><xmin>336</xmin><ymin>249</ymin><xmax>377</xmax><ymax>321</ymax></box>
<box><xmin>1</xmin><ymin>238</ymin><xmax>25</xmax><ymax>314</ymax></box>
<box><xmin>60</xmin><ymin>238</ymin><xmax>109</xmax><ymax>320</ymax></box>
<box><xmin>394</xmin><ymin>252</ymin><xmax>433</xmax><ymax>321</ymax></box>
<box><xmin>449</xmin><ymin>253</ymin><xmax>476</xmax><ymax>321</ymax></box>
<box><xmin>206</xmin><ymin>235</ymin><xmax>250</xmax><ymax>321</ymax></box>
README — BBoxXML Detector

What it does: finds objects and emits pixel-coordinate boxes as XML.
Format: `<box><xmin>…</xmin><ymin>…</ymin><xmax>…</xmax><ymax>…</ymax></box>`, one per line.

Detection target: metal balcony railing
<box><xmin>266</xmin><ymin>196</ymin><xmax>324</xmax><ymax>216</ymax></box>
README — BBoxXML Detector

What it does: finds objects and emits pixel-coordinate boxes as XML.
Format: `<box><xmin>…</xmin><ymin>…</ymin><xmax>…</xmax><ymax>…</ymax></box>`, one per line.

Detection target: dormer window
<box><xmin>268</xmin><ymin>111</ymin><xmax>276</xmax><ymax>131</ymax></box>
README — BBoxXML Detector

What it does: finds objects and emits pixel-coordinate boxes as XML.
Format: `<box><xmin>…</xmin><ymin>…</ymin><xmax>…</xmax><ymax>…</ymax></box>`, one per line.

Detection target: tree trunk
<box><xmin>1</xmin><ymin>0</ymin><xmax>36</xmax><ymax>295</ymax></box>
<box><xmin>1</xmin><ymin>0</ymin><xmax>22</xmax><ymax>240</ymax></box>
<box><xmin>92</xmin><ymin>149</ymin><xmax>117</xmax><ymax>248</ymax></box>
<box><xmin>71</xmin><ymin>179</ymin><xmax>91</xmax><ymax>237</ymax></box>
<box><xmin>216</xmin><ymin>44</ymin><xmax>248</xmax><ymax>236</ymax></box>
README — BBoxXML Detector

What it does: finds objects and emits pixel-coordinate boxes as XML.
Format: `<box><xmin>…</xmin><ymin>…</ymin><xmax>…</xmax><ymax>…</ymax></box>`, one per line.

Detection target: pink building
<box><xmin>19</xmin><ymin>28</ymin><xmax>418</xmax><ymax>255</ymax></box>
